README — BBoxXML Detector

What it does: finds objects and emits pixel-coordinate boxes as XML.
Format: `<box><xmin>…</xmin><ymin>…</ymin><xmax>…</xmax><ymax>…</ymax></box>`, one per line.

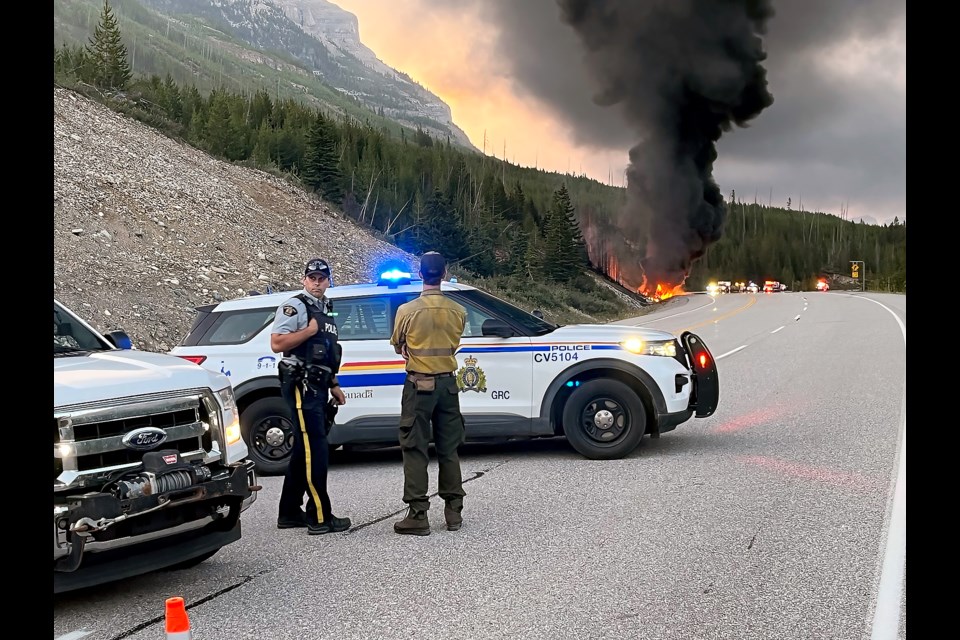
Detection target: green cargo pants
<box><xmin>398</xmin><ymin>374</ymin><xmax>466</xmax><ymax>512</ymax></box>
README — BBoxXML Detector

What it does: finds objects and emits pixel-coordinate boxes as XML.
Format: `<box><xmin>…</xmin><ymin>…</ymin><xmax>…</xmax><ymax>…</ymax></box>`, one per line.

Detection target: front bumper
<box><xmin>54</xmin><ymin>459</ymin><xmax>258</xmax><ymax>592</ymax></box>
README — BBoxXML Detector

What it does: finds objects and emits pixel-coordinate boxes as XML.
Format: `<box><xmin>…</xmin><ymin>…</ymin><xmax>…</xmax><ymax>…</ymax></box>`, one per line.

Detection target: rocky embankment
<box><xmin>53</xmin><ymin>86</ymin><xmax>413</xmax><ymax>352</ymax></box>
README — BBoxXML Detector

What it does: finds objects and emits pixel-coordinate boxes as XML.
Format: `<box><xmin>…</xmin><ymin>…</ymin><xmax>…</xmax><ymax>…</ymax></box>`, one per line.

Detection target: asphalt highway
<box><xmin>54</xmin><ymin>290</ymin><xmax>907</xmax><ymax>640</ymax></box>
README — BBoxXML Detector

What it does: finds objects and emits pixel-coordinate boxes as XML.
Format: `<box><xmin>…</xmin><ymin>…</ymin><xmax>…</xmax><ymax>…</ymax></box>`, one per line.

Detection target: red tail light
<box><xmin>177</xmin><ymin>355</ymin><xmax>207</xmax><ymax>365</ymax></box>
<box><xmin>698</xmin><ymin>353</ymin><xmax>709</xmax><ymax>369</ymax></box>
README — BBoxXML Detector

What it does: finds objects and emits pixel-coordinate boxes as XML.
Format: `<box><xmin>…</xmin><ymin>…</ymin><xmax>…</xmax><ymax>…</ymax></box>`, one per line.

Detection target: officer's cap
<box><xmin>419</xmin><ymin>252</ymin><xmax>446</xmax><ymax>279</ymax></box>
<box><xmin>304</xmin><ymin>258</ymin><xmax>331</xmax><ymax>278</ymax></box>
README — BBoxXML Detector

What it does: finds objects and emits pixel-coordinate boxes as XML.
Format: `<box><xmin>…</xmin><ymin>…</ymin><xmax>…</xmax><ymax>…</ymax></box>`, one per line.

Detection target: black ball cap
<box><xmin>304</xmin><ymin>258</ymin><xmax>331</xmax><ymax>277</ymax></box>
<box><xmin>419</xmin><ymin>251</ymin><xmax>446</xmax><ymax>278</ymax></box>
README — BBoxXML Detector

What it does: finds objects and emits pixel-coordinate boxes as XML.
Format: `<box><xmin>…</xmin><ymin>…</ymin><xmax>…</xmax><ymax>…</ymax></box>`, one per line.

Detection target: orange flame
<box><xmin>638</xmin><ymin>277</ymin><xmax>686</xmax><ymax>301</ymax></box>
<box><xmin>603</xmin><ymin>253</ymin><xmax>687</xmax><ymax>302</ymax></box>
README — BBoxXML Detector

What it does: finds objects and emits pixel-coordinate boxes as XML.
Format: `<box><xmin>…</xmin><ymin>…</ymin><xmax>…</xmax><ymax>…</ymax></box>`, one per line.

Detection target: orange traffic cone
<box><xmin>165</xmin><ymin>596</ymin><xmax>193</xmax><ymax>639</ymax></box>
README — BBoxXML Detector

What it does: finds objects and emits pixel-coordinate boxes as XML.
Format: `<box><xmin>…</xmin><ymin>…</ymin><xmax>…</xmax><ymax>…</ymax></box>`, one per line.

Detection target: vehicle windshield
<box><xmin>455</xmin><ymin>289</ymin><xmax>557</xmax><ymax>336</ymax></box>
<box><xmin>54</xmin><ymin>302</ymin><xmax>112</xmax><ymax>354</ymax></box>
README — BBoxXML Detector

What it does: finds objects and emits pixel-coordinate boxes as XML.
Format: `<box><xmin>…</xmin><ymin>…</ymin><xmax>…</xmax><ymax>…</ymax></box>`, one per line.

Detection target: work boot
<box><xmin>393</xmin><ymin>507</ymin><xmax>430</xmax><ymax>536</ymax></box>
<box><xmin>308</xmin><ymin>515</ymin><xmax>351</xmax><ymax>535</ymax></box>
<box><xmin>277</xmin><ymin>511</ymin><xmax>307</xmax><ymax>529</ymax></box>
<box><xmin>444</xmin><ymin>503</ymin><xmax>463</xmax><ymax>531</ymax></box>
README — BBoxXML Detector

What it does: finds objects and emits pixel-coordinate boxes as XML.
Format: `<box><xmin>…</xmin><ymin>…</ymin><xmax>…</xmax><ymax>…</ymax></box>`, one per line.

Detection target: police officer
<box><xmin>272</xmin><ymin>257</ymin><xmax>350</xmax><ymax>535</ymax></box>
<box><xmin>390</xmin><ymin>251</ymin><xmax>468</xmax><ymax>535</ymax></box>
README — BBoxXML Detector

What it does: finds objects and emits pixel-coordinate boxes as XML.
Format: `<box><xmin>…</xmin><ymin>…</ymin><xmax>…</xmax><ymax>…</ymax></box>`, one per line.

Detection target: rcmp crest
<box><xmin>456</xmin><ymin>355</ymin><xmax>487</xmax><ymax>393</ymax></box>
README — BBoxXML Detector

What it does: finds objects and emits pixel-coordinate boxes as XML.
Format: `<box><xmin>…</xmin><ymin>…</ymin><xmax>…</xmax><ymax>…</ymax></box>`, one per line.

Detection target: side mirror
<box><xmin>105</xmin><ymin>330</ymin><xmax>133</xmax><ymax>350</ymax></box>
<box><xmin>532</xmin><ymin>309</ymin><xmax>544</xmax><ymax>319</ymax></box>
<box><xmin>481</xmin><ymin>319</ymin><xmax>514</xmax><ymax>338</ymax></box>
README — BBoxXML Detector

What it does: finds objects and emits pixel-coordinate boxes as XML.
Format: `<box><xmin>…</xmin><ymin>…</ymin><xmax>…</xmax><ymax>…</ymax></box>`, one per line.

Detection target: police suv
<box><xmin>171</xmin><ymin>271</ymin><xmax>719</xmax><ymax>473</ymax></box>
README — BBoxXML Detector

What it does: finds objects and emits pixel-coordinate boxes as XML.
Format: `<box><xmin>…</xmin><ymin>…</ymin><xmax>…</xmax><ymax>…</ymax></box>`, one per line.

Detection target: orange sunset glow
<box><xmin>332</xmin><ymin>0</ymin><xmax>626</xmax><ymax>185</ymax></box>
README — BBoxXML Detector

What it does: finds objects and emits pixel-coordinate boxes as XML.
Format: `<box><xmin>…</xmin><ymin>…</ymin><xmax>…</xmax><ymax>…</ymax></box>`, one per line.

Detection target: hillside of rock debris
<box><xmin>53</xmin><ymin>85</ymin><xmax>415</xmax><ymax>352</ymax></box>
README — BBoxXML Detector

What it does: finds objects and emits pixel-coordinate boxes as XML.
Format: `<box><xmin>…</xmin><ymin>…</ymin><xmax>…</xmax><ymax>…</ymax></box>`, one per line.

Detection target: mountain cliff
<box><xmin>139</xmin><ymin>0</ymin><xmax>476</xmax><ymax>149</ymax></box>
<box><xmin>275</xmin><ymin>0</ymin><xmax>472</xmax><ymax>145</ymax></box>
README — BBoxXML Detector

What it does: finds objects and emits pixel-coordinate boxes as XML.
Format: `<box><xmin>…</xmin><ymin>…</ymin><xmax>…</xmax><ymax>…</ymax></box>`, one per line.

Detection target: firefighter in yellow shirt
<box><xmin>390</xmin><ymin>252</ymin><xmax>467</xmax><ymax>535</ymax></box>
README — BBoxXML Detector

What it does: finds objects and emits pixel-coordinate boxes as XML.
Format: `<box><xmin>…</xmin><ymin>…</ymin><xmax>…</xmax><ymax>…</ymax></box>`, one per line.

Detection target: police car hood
<box><xmin>54</xmin><ymin>349</ymin><xmax>228</xmax><ymax>407</ymax></box>
<box><xmin>545</xmin><ymin>324</ymin><xmax>677</xmax><ymax>343</ymax></box>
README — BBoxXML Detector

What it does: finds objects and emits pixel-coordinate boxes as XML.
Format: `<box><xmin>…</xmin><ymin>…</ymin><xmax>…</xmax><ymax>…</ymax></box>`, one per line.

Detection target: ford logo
<box><xmin>122</xmin><ymin>427</ymin><xmax>168</xmax><ymax>451</ymax></box>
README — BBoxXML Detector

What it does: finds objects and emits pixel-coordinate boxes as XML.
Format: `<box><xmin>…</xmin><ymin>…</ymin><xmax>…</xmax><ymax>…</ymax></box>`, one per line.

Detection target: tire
<box><xmin>561</xmin><ymin>378</ymin><xmax>647</xmax><ymax>460</ymax></box>
<box><xmin>163</xmin><ymin>549</ymin><xmax>219</xmax><ymax>571</ymax></box>
<box><xmin>242</xmin><ymin>397</ymin><xmax>295</xmax><ymax>475</ymax></box>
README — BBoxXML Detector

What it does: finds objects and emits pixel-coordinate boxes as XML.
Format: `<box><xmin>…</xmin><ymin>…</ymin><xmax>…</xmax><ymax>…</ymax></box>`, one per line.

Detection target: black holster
<box><xmin>277</xmin><ymin>362</ymin><xmax>303</xmax><ymax>384</ymax></box>
<box><xmin>278</xmin><ymin>361</ymin><xmax>303</xmax><ymax>384</ymax></box>
<box><xmin>325</xmin><ymin>398</ymin><xmax>339</xmax><ymax>435</ymax></box>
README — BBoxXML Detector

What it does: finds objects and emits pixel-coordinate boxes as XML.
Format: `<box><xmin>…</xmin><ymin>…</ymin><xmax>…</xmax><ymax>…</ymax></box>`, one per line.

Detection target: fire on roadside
<box><xmin>604</xmin><ymin>254</ymin><xmax>687</xmax><ymax>302</ymax></box>
<box><xmin>638</xmin><ymin>278</ymin><xmax>686</xmax><ymax>301</ymax></box>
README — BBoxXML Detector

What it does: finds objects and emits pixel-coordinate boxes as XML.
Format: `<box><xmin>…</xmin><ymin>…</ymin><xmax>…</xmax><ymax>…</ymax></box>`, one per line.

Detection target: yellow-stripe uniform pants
<box><xmin>278</xmin><ymin>376</ymin><xmax>333</xmax><ymax>525</ymax></box>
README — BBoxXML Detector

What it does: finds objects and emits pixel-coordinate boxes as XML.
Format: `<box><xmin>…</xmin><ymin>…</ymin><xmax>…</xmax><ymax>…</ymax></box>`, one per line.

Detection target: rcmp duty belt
<box><xmin>408</xmin><ymin>371</ymin><xmax>454</xmax><ymax>378</ymax></box>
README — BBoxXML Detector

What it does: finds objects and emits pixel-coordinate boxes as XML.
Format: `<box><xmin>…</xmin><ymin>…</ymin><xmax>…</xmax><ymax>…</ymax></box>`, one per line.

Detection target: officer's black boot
<box><xmin>277</xmin><ymin>510</ymin><xmax>307</xmax><ymax>529</ymax></box>
<box><xmin>394</xmin><ymin>507</ymin><xmax>430</xmax><ymax>536</ymax></box>
<box><xmin>308</xmin><ymin>515</ymin><xmax>351</xmax><ymax>535</ymax></box>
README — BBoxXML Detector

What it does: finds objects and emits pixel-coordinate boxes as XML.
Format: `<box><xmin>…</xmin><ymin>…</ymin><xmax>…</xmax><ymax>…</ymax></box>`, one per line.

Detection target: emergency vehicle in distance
<box><xmin>171</xmin><ymin>270</ymin><xmax>720</xmax><ymax>473</ymax></box>
<box><xmin>816</xmin><ymin>278</ymin><xmax>830</xmax><ymax>291</ymax></box>
<box><xmin>763</xmin><ymin>280</ymin><xmax>788</xmax><ymax>292</ymax></box>
<box><xmin>705</xmin><ymin>280</ymin><xmax>731</xmax><ymax>295</ymax></box>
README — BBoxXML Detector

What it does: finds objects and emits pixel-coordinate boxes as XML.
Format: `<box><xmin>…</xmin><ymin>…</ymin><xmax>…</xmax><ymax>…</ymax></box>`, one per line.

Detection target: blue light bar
<box><xmin>380</xmin><ymin>269</ymin><xmax>412</xmax><ymax>281</ymax></box>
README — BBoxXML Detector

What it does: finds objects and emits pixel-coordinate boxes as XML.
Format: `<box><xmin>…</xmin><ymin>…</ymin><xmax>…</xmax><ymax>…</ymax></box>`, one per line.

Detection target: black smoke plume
<box><xmin>557</xmin><ymin>0</ymin><xmax>775</xmax><ymax>293</ymax></box>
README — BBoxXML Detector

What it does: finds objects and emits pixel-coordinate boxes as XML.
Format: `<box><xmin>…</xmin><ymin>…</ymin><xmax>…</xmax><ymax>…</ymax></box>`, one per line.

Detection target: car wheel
<box><xmin>561</xmin><ymin>379</ymin><xmax>647</xmax><ymax>460</ymax></box>
<box><xmin>242</xmin><ymin>397</ymin><xmax>294</xmax><ymax>475</ymax></box>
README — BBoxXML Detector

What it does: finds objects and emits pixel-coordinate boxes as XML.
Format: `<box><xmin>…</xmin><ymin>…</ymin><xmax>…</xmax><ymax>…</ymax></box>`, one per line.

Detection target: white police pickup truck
<box><xmin>54</xmin><ymin>300</ymin><xmax>259</xmax><ymax>593</ymax></box>
<box><xmin>170</xmin><ymin>272</ymin><xmax>719</xmax><ymax>473</ymax></box>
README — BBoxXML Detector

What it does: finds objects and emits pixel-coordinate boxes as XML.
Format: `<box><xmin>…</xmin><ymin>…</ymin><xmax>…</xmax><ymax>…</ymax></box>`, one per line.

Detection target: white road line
<box><xmin>716</xmin><ymin>345</ymin><xmax>746</xmax><ymax>359</ymax></box>
<box><xmin>871</xmin><ymin>415</ymin><xmax>905</xmax><ymax>640</ymax></box>
<box><xmin>623</xmin><ymin>295</ymin><xmax>717</xmax><ymax>325</ymax></box>
<box><xmin>794</xmin><ymin>315</ymin><xmax>801</xmax><ymax>321</ymax></box>
<box><xmin>771</xmin><ymin>326</ymin><xmax>785</xmax><ymax>334</ymax></box>
<box><xmin>55</xmin><ymin>630</ymin><xmax>93</xmax><ymax>640</ymax></box>
<box><xmin>855</xmin><ymin>295</ymin><xmax>906</xmax><ymax>640</ymax></box>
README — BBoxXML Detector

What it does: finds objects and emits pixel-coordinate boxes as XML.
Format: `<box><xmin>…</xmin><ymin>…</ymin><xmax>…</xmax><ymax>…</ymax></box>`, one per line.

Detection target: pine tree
<box><xmin>160</xmin><ymin>74</ymin><xmax>183</xmax><ymax>122</ymax></box>
<box><xmin>203</xmin><ymin>90</ymin><xmax>232</xmax><ymax>158</ymax></box>
<box><xmin>540</xmin><ymin>184</ymin><xmax>587</xmax><ymax>281</ymax></box>
<box><xmin>524</xmin><ymin>233</ymin><xmax>546</xmax><ymax>279</ymax></box>
<box><xmin>86</xmin><ymin>0</ymin><xmax>132</xmax><ymax>91</ymax></box>
<box><xmin>508</xmin><ymin>229</ymin><xmax>531</xmax><ymax>277</ymax></box>
<box><xmin>301</xmin><ymin>111</ymin><xmax>343</xmax><ymax>204</ymax></box>
<box><xmin>559</xmin><ymin>184</ymin><xmax>589</xmax><ymax>266</ymax></box>
<box><xmin>419</xmin><ymin>188</ymin><xmax>466</xmax><ymax>259</ymax></box>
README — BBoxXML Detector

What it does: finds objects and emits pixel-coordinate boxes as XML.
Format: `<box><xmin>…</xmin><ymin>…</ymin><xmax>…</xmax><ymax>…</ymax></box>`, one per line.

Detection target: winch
<box><xmin>112</xmin><ymin>450</ymin><xmax>212</xmax><ymax>500</ymax></box>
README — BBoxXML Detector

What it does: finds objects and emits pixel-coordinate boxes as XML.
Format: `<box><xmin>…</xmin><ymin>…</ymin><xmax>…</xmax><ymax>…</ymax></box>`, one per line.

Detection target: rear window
<box><xmin>183</xmin><ymin>307</ymin><xmax>276</xmax><ymax>346</ymax></box>
<box><xmin>334</xmin><ymin>296</ymin><xmax>391</xmax><ymax>341</ymax></box>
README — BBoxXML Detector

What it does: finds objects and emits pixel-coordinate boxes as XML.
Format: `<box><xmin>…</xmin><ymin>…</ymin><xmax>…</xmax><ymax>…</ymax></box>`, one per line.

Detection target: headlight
<box><xmin>620</xmin><ymin>338</ymin><xmax>677</xmax><ymax>357</ymax></box>
<box><xmin>217</xmin><ymin>387</ymin><xmax>243</xmax><ymax>446</ymax></box>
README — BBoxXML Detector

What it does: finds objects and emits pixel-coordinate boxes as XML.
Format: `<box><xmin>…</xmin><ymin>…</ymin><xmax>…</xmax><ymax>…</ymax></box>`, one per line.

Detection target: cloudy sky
<box><xmin>334</xmin><ymin>0</ymin><xmax>905</xmax><ymax>226</ymax></box>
